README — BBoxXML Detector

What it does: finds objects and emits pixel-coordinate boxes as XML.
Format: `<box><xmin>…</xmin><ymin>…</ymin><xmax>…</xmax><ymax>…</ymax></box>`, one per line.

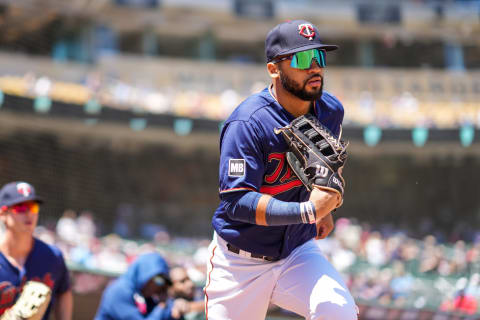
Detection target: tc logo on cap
<box><xmin>16</xmin><ymin>183</ymin><xmax>32</xmax><ymax>197</ymax></box>
<box><xmin>298</xmin><ymin>23</ymin><xmax>315</xmax><ymax>40</ymax></box>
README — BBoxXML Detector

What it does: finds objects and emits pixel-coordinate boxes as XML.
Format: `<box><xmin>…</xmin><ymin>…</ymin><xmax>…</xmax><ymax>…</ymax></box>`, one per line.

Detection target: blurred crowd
<box><xmin>34</xmin><ymin>210</ymin><xmax>210</xmax><ymax>302</ymax></box>
<box><xmin>28</xmin><ymin>209</ymin><xmax>480</xmax><ymax>315</ymax></box>
<box><xmin>1</xmin><ymin>64</ymin><xmax>479</xmax><ymax>129</ymax></box>
<box><xmin>319</xmin><ymin>218</ymin><xmax>480</xmax><ymax>314</ymax></box>
<box><xmin>0</xmin><ymin>71</ymin><xmax>246</xmax><ymax>122</ymax></box>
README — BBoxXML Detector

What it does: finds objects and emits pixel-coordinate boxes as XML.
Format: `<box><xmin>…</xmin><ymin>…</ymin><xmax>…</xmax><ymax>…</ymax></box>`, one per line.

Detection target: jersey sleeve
<box><xmin>219</xmin><ymin>120</ymin><xmax>265</xmax><ymax>196</ymax></box>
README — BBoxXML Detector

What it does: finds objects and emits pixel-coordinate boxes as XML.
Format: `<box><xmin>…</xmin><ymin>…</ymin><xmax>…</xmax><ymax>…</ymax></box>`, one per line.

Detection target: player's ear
<box><xmin>267</xmin><ymin>62</ymin><xmax>280</xmax><ymax>79</ymax></box>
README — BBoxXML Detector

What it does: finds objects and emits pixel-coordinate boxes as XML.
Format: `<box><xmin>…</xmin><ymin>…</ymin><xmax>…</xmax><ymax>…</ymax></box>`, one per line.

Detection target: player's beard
<box><xmin>279</xmin><ymin>69</ymin><xmax>323</xmax><ymax>101</ymax></box>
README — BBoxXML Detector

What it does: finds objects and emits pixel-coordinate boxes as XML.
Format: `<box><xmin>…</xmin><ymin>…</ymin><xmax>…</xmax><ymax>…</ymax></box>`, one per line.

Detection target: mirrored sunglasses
<box><xmin>5</xmin><ymin>201</ymin><xmax>39</xmax><ymax>214</ymax></box>
<box><xmin>272</xmin><ymin>48</ymin><xmax>326</xmax><ymax>69</ymax></box>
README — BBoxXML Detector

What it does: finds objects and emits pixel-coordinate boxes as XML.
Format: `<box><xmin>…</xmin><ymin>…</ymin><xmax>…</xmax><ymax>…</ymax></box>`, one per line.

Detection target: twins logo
<box><xmin>298</xmin><ymin>23</ymin><xmax>315</xmax><ymax>40</ymax></box>
<box><xmin>16</xmin><ymin>182</ymin><xmax>32</xmax><ymax>197</ymax></box>
<box><xmin>260</xmin><ymin>153</ymin><xmax>303</xmax><ymax>195</ymax></box>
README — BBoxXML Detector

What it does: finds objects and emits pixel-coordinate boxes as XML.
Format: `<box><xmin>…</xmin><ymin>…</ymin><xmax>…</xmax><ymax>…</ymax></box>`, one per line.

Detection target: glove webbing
<box><xmin>293</xmin><ymin>117</ymin><xmax>342</xmax><ymax>159</ymax></box>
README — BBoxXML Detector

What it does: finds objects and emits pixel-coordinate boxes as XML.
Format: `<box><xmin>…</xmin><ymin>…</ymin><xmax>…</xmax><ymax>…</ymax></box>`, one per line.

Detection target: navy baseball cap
<box><xmin>265</xmin><ymin>20</ymin><xmax>338</xmax><ymax>62</ymax></box>
<box><xmin>0</xmin><ymin>181</ymin><xmax>43</xmax><ymax>207</ymax></box>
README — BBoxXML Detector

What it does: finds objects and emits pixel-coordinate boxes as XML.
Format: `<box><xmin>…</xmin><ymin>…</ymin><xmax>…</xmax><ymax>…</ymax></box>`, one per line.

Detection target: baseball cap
<box><xmin>265</xmin><ymin>20</ymin><xmax>338</xmax><ymax>62</ymax></box>
<box><xmin>0</xmin><ymin>181</ymin><xmax>43</xmax><ymax>207</ymax></box>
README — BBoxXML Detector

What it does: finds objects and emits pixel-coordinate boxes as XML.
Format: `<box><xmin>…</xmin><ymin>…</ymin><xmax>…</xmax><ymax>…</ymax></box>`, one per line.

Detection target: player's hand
<box><xmin>315</xmin><ymin>212</ymin><xmax>334</xmax><ymax>240</ymax></box>
<box><xmin>171</xmin><ymin>298</ymin><xmax>190</xmax><ymax>319</ymax></box>
<box><xmin>308</xmin><ymin>187</ymin><xmax>341</xmax><ymax>220</ymax></box>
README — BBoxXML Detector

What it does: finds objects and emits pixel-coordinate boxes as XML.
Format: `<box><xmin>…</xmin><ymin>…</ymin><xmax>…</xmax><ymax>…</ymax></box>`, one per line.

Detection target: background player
<box><xmin>204</xmin><ymin>20</ymin><xmax>358</xmax><ymax>320</ymax></box>
<box><xmin>0</xmin><ymin>181</ymin><xmax>72</xmax><ymax>319</ymax></box>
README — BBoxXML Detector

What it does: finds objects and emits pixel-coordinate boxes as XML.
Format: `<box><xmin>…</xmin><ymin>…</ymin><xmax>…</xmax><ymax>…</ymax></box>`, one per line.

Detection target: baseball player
<box><xmin>0</xmin><ymin>181</ymin><xmax>72</xmax><ymax>320</ymax></box>
<box><xmin>204</xmin><ymin>20</ymin><xmax>358</xmax><ymax>320</ymax></box>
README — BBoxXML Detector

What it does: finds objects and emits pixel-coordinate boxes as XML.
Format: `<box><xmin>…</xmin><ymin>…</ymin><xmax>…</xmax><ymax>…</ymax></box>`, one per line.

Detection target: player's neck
<box><xmin>270</xmin><ymin>83</ymin><xmax>311</xmax><ymax>118</ymax></box>
<box><xmin>0</xmin><ymin>231</ymin><xmax>34</xmax><ymax>262</ymax></box>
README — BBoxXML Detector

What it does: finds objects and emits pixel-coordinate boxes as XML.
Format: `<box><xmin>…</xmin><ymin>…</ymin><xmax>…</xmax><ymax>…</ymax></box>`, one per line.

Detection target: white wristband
<box><xmin>300</xmin><ymin>201</ymin><xmax>316</xmax><ymax>224</ymax></box>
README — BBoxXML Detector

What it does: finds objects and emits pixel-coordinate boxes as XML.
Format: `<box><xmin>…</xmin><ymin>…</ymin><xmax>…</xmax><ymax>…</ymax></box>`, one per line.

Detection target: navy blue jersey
<box><xmin>0</xmin><ymin>238</ymin><xmax>70</xmax><ymax>318</ymax></box>
<box><xmin>212</xmin><ymin>87</ymin><xmax>344</xmax><ymax>260</ymax></box>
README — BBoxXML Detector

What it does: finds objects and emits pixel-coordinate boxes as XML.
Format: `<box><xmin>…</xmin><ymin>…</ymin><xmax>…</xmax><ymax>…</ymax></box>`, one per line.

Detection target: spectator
<box><xmin>440</xmin><ymin>289</ymin><xmax>478</xmax><ymax>315</ymax></box>
<box><xmin>95</xmin><ymin>252</ymin><xmax>191</xmax><ymax>320</ymax></box>
<box><xmin>169</xmin><ymin>266</ymin><xmax>204</xmax><ymax>320</ymax></box>
<box><xmin>33</xmin><ymin>76</ymin><xmax>52</xmax><ymax>97</ymax></box>
<box><xmin>390</xmin><ymin>261</ymin><xmax>414</xmax><ymax>307</ymax></box>
<box><xmin>77</xmin><ymin>211</ymin><xmax>97</xmax><ymax>239</ymax></box>
<box><xmin>56</xmin><ymin>209</ymin><xmax>78</xmax><ymax>245</ymax></box>
<box><xmin>364</xmin><ymin>231</ymin><xmax>387</xmax><ymax>266</ymax></box>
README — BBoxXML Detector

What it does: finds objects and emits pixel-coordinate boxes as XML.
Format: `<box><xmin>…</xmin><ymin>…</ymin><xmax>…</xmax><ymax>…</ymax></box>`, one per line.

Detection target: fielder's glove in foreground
<box><xmin>276</xmin><ymin>113</ymin><xmax>348</xmax><ymax>202</ymax></box>
<box><xmin>1</xmin><ymin>281</ymin><xmax>51</xmax><ymax>320</ymax></box>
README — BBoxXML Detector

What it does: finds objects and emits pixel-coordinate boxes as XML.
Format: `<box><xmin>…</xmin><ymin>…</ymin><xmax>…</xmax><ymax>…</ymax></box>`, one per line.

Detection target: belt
<box><xmin>226</xmin><ymin>243</ymin><xmax>278</xmax><ymax>262</ymax></box>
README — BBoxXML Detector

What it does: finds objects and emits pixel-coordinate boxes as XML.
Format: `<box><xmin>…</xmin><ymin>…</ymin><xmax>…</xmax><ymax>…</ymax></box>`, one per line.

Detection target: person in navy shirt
<box><xmin>95</xmin><ymin>252</ymin><xmax>195</xmax><ymax>320</ymax></box>
<box><xmin>204</xmin><ymin>20</ymin><xmax>358</xmax><ymax>320</ymax></box>
<box><xmin>0</xmin><ymin>181</ymin><xmax>72</xmax><ymax>319</ymax></box>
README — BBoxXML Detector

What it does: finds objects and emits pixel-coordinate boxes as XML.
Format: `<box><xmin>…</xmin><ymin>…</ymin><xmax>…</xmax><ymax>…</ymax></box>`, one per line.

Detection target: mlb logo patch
<box><xmin>228</xmin><ymin>159</ymin><xmax>245</xmax><ymax>177</ymax></box>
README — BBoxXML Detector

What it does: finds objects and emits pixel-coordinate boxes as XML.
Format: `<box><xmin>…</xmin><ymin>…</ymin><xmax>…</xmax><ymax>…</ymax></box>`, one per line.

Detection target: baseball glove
<box><xmin>275</xmin><ymin>113</ymin><xmax>348</xmax><ymax>199</ymax></box>
<box><xmin>1</xmin><ymin>281</ymin><xmax>51</xmax><ymax>320</ymax></box>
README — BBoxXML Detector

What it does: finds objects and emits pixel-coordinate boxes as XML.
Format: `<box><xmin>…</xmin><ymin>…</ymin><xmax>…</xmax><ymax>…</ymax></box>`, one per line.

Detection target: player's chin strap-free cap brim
<box><xmin>283</xmin><ymin>43</ymin><xmax>338</xmax><ymax>55</ymax></box>
<box><xmin>270</xmin><ymin>43</ymin><xmax>338</xmax><ymax>62</ymax></box>
<box><xmin>1</xmin><ymin>196</ymin><xmax>43</xmax><ymax>208</ymax></box>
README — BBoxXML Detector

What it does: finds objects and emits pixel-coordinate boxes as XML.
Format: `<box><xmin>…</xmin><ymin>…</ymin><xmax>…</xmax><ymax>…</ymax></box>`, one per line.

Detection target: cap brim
<box><xmin>269</xmin><ymin>43</ymin><xmax>338</xmax><ymax>61</ymax></box>
<box><xmin>284</xmin><ymin>44</ymin><xmax>338</xmax><ymax>54</ymax></box>
<box><xmin>3</xmin><ymin>196</ymin><xmax>43</xmax><ymax>207</ymax></box>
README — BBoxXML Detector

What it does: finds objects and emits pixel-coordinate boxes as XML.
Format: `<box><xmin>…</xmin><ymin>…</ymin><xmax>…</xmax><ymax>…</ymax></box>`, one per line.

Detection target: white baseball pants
<box><xmin>204</xmin><ymin>233</ymin><xmax>358</xmax><ymax>320</ymax></box>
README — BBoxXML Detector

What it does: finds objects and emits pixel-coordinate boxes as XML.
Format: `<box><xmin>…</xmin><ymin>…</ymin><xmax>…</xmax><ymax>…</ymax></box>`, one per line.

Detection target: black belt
<box><xmin>226</xmin><ymin>243</ymin><xmax>278</xmax><ymax>262</ymax></box>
